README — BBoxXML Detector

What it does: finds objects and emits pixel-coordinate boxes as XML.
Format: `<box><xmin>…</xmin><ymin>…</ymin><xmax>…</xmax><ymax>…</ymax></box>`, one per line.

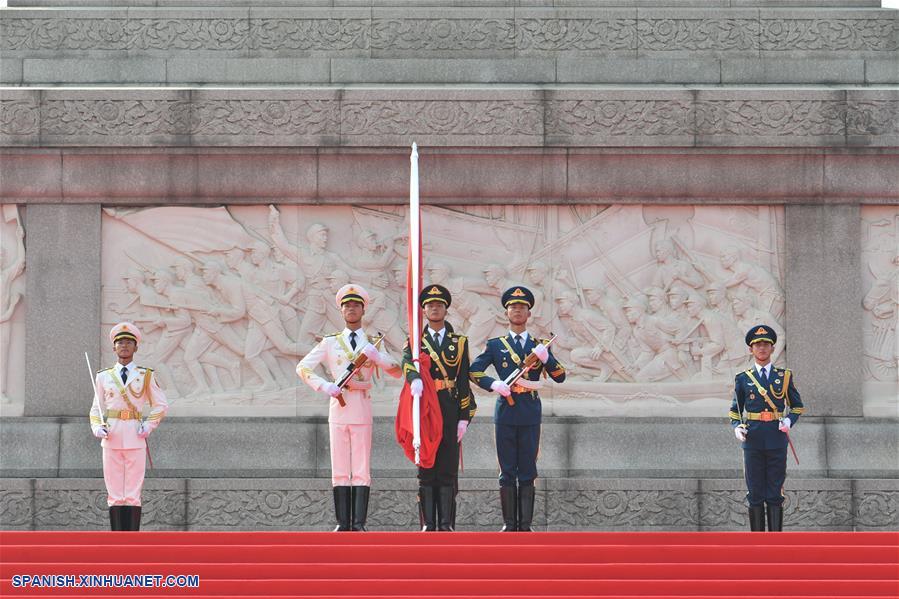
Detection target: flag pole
<box><xmin>410</xmin><ymin>142</ymin><xmax>422</xmax><ymax>465</ymax></box>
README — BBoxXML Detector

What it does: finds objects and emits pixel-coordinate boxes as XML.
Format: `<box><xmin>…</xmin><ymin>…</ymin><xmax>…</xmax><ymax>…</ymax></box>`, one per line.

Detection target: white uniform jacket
<box><xmin>297</xmin><ymin>329</ymin><xmax>401</xmax><ymax>425</ymax></box>
<box><xmin>89</xmin><ymin>364</ymin><xmax>169</xmax><ymax>450</ymax></box>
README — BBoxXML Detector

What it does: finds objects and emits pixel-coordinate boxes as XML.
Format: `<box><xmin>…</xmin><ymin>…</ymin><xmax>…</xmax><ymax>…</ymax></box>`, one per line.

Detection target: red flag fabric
<box><xmin>395</xmin><ymin>352</ymin><xmax>443</xmax><ymax>468</ymax></box>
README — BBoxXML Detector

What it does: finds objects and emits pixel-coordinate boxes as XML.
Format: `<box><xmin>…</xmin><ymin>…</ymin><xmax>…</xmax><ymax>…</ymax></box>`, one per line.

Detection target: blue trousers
<box><xmin>743</xmin><ymin>446</ymin><xmax>787</xmax><ymax>507</ymax></box>
<box><xmin>495</xmin><ymin>423</ymin><xmax>540</xmax><ymax>487</ymax></box>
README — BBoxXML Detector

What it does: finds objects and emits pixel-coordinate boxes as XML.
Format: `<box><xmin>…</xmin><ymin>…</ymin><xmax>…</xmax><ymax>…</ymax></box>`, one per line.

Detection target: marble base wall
<box><xmin>1</xmin><ymin>417</ymin><xmax>896</xmax><ymax>479</ymax></box>
<box><xmin>2</xmin><ymin>476</ymin><xmax>896</xmax><ymax>532</ymax></box>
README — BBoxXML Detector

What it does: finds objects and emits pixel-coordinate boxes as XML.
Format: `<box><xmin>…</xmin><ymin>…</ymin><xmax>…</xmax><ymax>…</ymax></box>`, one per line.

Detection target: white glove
<box><xmin>95</xmin><ymin>426</ymin><xmax>109</xmax><ymax>439</ymax></box>
<box><xmin>322</xmin><ymin>382</ymin><xmax>341</xmax><ymax>397</ymax></box>
<box><xmin>734</xmin><ymin>426</ymin><xmax>747</xmax><ymax>442</ymax></box>
<box><xmin>779</xmin><ymin>418</ymin><xmax>792</xmax><ymax>432</ymax></box>
<box><xmin>533</xmin><ymin>343</ymin><xmax>549</xmax><ymax>364</ymax></box>
<box><xmin>410</xmin><ymin>378</ymin><xmax>423</xmax><ymax>396</ymax></box>
<box><xmin>137</xmin><ymin>423</ymin><xmax>150</xmax><ymax>439</ymax></box>
<box><xmin>457</xmin><ymin>420</ymin><xmax>469</xmax><ymax>442</ymax></box>
<box><xmin>491</xmin><ymin>380</ymin><xmax>512</xmax><ymax>397</ymax></box>
<box><xmin>361</xmin><ymin>343</ymin><xmax>380</xmax><ymax>364</ymax></box>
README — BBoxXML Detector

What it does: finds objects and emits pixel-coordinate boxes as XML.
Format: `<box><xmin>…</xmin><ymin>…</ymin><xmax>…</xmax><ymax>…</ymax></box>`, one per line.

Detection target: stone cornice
<box><xmin>2</xmin><ymin>88</ymin><xmax>897</xmax><ymax>148</ymax></box>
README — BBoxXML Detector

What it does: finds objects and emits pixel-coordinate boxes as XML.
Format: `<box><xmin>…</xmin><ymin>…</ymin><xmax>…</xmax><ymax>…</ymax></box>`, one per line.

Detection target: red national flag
<box><xmin>394</xmin><ymin>143</ymin><xmax>443</xmax><ymax>466</ymax></box>
<box><xmin>395</xmin><ymin>353</ymin><xmax>443</xmax><ymax>468</ymax></box>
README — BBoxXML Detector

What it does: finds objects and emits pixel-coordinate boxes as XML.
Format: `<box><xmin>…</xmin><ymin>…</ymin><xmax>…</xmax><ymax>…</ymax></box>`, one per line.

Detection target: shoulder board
<box><xmin>138</xmin><ymin>366</ymin><xmax>152</xmax><ymax>373</ymax></box>
<box><xmin>487</xmin><ymin>336</ymin><xmax>503</xmax><ymax>342</ymax></box>
<box><xmin>97</xmin><ymin>367</ymin><xmax>113</xmax><ymax>374</ymax></box>
<box><xmin>539</xmin><ymin>338</ymin><xmax>551</xmax><ymax>344</ymax></box>
<box><xmin>324</xmin><ymin>332</ymin><xmax>342</xmax><ymax>338</ymax></box>
<box><xmin>450</xmin><ymin>332</ymin><xmax>465</xmax><ymax>340</ymax></box>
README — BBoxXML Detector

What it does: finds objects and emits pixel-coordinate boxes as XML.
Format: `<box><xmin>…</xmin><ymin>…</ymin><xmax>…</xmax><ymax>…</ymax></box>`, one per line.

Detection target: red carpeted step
<box><xmin>2</xmin><ymin>578</ymin><xmax>897</xmax><ymax>596</ymax></box>
<box><xmin>3</xmin><ymin>562</ymin><xmax>896</xmax><ymax>580</ymax></box>
<box><xmin>5</xmin><ymin>543</ymin><xmax>896</xmax><ymax>564</ymax></box>
<box><xmin>2</xmin><ymin>596</ymin><xmax>893</xmax><ymax>599</ymax></box>
<box><xmin>2</xmin><ymin>532</ymin><xmax>895</xmax><ymax>598</ymax></box>
<box><xmin>2</xmin><ymin>531</ymin><xmax>897</xmax><ymax>546</ymax></box>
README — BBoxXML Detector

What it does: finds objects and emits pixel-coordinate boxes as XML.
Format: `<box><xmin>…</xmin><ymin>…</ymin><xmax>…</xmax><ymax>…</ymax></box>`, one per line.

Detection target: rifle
<box><xmin>332</xmin><ymin>335</ymin><xmax>384</xmax><ymax>408</ymax></box>
<box><xmin>501</xmin><ymin>335</ymin><xmax>557</xmax><ymax>406</ymax></box>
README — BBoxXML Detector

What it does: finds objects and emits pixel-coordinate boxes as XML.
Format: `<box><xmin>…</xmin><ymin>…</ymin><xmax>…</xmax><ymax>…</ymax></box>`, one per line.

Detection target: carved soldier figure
<box><xmin>89</xmin><ymin>323</ymin><xmax>168</xmax><ymax>531</ymax></box>
<box><xmin>730</xmin><ymin>325</ymin><xmax>804</xmax><ymax>532</ymax></box>
<box><xmin>297</xmin><ymin>284</ymin><xmax>402</xmax><ymax>531</ymax></box>
<box><xmin>0</xmin><ymin>221</ymin><xmax>25</xmax><ymax>404</ymax></box>
<box><xmin>402</xmin><ymin>284</ymin><xmax>477</xmax><ymax>531</ymax></box>
<box><xmin>470</xmin><ymin>287</ymin><xmax>566</xmax><ymax>532</ymax></box>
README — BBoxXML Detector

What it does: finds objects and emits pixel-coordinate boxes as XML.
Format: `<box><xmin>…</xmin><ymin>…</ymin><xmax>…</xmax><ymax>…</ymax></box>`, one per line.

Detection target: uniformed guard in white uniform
<box><xmin>297</xmin><ymin>284</ymin><xmax>402</xmax><ymax>531</ymax></box>
<box><xmin>89</xmin><ymin>322</ymin><xmax>168</xmax><ymax>531</ymax></box>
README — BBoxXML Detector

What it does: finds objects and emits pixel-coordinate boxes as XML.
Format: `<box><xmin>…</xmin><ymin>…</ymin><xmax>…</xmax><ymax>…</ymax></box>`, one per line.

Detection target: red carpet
<box><xmin>2</xmin><ymin>531</ymin><xmax>897</xmax><ymax>597</ymax></box>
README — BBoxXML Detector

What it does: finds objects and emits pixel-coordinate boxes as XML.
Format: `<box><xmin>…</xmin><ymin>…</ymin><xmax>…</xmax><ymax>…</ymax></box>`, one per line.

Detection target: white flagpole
<box><xmin>410</xmin><ymin>142</ymin><xmax>422</xmax><ymax>465</ymax></box>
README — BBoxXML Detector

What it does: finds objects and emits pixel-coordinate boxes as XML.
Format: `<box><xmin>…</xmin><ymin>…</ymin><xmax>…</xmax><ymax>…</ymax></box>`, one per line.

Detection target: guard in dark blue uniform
<box><xmin>470</xmin><ymin>286</ymin><xmax>566</xmax><ymax>531</ymax></box>
<box><xmin>402</xmin><ymin>284</ymin><xmax>477</xmax><ymax>532</ymax></box>
<box><xmin>729</xmin><ymin>325</ymin><xmax>804</xmax><ymax>532</ymax></box>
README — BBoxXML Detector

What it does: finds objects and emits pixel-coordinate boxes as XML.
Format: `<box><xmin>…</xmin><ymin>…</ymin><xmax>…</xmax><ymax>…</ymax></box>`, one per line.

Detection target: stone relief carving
<box><xmin>637</xmin><ymin>19</ymin><xmax>759</xmax><ymax>52</ymax></box>
<box><xmin>4</xmin><ymin>94</ymin><xmax>897</xmax><ymax>145</ymax></box>
<box><xmin>371</xmin><ymin>19</ymin><xmax>515</xmax><ymax>52</ymax></box>
<box><xmin>545</xmin><ymin>100</ymin><xmax>694</xmax><ymax>137</ymax></box>
<box><xmin>100</xmin><ymin>204</ymin><xmax>785</xmax><ymax>418</ymax></box>
<box><xmin>4</xmin><ymin>15</ymin><xmax>895</xmax><ymax>54</ymax></box>
<box><xmin>0</xmin><ymin>205</ymin><xmax>26</xmax><ymax>414</ymax></box>
<box><xmin>0</xmin><ymin>100</ymin><xmax>40</xmax><ymax>137</ymax></box>
<box><xmin>546</xmin><ymin>489</ymin><xmax>699</xmax><ymax>528</ymax></box>
<box><xmin>695</xmin><ymin>100</ymin><xmax>845</xmax><ymax>137</ymax></box>
<box><xmin>860</xmin><ymin>207</ymin><xmax>899</xmax><ymax>418</ymax></box>
<box><xmin>759</xmin><ymin>19</ymin><xmax>899</xmax><ymax>52</ymax></box>
<box><xmin>516</xmin><ymin>19</ymin><xmax>636</xmax><ymax>52</ymax></box>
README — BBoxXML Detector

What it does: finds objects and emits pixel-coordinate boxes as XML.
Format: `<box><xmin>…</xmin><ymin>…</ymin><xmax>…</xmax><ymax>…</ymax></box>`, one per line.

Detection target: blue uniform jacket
<box><xmin>470</xmin><ymin>334</ymin><xmax>566</xmax><ymax>426</ymax></box>
<box><xmin>729</xmin><ymin>366</ymin><xmax>804</xmax><ymax>450</ymax></box>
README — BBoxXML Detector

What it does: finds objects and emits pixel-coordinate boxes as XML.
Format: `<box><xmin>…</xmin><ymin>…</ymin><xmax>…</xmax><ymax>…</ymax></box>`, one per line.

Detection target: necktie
<box><xmin>514</xmin><ymin>335</ymin><xmax>523</xmax><ymax>353</ymax></box>
<box><xmin>120</xmin><ymin>366</ymin><xmax>128</xmax><ymax>385</ymax></box>
<box><xmin>349</xmin><ymin>331</ymin><xmax>357</xmax><ymax>350</ymax></box>
<box><xmin>759</xmin><ymin>366</ymin><xmax>769</xmax><ymax>386</ymax></box>
<box><xmin>431</xmin><ymin>331</ymin><xmax>440</xmax><ymax>348</ymax></box>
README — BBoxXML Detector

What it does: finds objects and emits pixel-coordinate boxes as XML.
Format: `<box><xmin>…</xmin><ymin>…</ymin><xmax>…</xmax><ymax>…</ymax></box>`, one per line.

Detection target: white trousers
<box><xmin>102</xmin><ymin>447</ymin><xmax>147</xmax><ymax>507</ymax></box>
<box><xmin>329</xmin><ymin>423</ymin><xmax>372</xmax><ymax>487</ymax></box>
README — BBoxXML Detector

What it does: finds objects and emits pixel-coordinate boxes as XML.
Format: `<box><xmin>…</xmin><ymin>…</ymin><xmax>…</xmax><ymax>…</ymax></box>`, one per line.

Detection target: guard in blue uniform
<box><xmin>402</xmin><ymin>284</ymin><xmax>477</xmax><ymax>532</ymax></box>
<box><xmin>729</xmin><ymin>325</ymin><xmax>804</xmax><ymax>532</ymax></box>
<box><xmin>470</xmin><ymin>286</ymin><xmax>566</xmax><ymax>531</ymax></box>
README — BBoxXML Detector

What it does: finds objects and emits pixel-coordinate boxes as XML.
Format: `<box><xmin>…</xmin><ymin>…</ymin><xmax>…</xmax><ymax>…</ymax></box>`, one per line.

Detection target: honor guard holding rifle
<box><xmin>89</xmin><ymin>322</ymin><xmax>168</xmax><ymax>531</ymax></box>
<box><xmin>297</xmin><ymin>284</ymin><xmax>402</xmax><ymax>532</ymax></box>
<box><xmin>470</xmin><ymin>287</ymin><xmax>566</xmax><ymax>532</ymax></box>
<box><xmin>730</xmin><ymin>325</ymin><xmax>804</xmax><ymax>532</ymax></box>
<box><xmin>402</xmin><ymin>284</ymin><xmax>477</xmax><ymax>532</ymax></box>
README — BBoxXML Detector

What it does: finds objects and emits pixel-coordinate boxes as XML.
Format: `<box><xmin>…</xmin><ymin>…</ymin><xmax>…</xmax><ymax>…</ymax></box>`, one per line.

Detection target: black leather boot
<box><xmin>749</xmin><ymin>506</ymin><xmax>766</xmax><ymax>531</ymax></box>
<box><xmin>351</xmin><ymin>486</ymin><xmax>370</xmax><ymax>532</ymax></box>
<box><xmin>419</xmin><ymin>486</ymin><xmax>437</xmax><ymax>531</ymax></box>
<box><xmin>517</xmin><ymin>485</ymin><xmax>535</xmax><ymax>532</ymax></box>
<box><xmin>126</xmin><ymin>506</ymin><xmax>142</xmax><ymax>531</ymax></box>
<box><xmin>109</xmin><ymin>506</ymin><xmax>124</xmax><ymax>531</ymax></box>
<box><xmin>437</xmin><ymin>486</ymin><xmax>455</xmax><ymax>532</ymax></box>
<box><xmin>499</xmin><ymin>486</ymin><xmax>517</xmax><ymax>532</ymax></box>
<box><xmin>333</xmin><ymin>486</ymin><xmax>351</xmax><ymax>531</ymax></box>
<box><xmin>766</xmin><ymin>504</ymin><xmax>783</xmax><ymax>532</ymax></box>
